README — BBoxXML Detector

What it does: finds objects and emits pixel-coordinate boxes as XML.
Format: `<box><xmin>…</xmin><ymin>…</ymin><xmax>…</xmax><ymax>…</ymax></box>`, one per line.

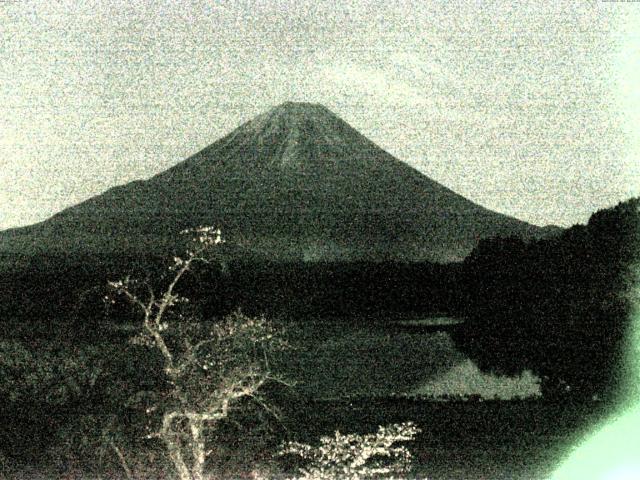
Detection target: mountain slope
<box><xmin>1</xmin><ymin>102</ymin><xmax>554</xmax><ymax>264</ymax></box>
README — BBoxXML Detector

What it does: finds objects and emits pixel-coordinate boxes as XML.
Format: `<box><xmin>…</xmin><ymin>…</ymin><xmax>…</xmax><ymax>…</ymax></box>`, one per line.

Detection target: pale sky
<box><xmin>1</xmin><ymin>0</ymin><xmax>639</xmax><ymax>230</ymax></box>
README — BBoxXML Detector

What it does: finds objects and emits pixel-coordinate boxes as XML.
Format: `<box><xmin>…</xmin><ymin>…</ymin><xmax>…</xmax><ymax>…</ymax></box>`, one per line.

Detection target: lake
<box><xmin>276</xmin><ymin>316</ymin><xmax>540</xmax><ymax>401</ymax></box>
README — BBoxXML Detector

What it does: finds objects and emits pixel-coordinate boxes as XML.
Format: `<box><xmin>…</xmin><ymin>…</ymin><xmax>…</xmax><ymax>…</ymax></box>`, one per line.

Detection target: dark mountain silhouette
<box><xmin>0</xmin><ymin>102</ymin><xmax>557</xmax><ymax>266</ymax></box>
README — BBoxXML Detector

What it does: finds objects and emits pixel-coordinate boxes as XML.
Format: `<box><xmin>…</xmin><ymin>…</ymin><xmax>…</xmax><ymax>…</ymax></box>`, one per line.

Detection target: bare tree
<box><xmin>108</xmin><ymin>227</ymin><xmax>288</xmax><ymax>480</ymax></box>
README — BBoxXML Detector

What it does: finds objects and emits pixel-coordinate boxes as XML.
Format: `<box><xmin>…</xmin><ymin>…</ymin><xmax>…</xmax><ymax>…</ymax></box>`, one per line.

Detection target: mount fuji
<box><xmin>0</xmin><ymin>102</ymin><xmax>557</xmax><ymax>265</ymax></box>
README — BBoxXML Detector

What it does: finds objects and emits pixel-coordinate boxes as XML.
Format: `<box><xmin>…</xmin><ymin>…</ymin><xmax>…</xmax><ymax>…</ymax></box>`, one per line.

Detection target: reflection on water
<box><xmin>280</xmin><ymin>316</ymin><xmax>539</xmax><ymax>400</ymax></box>
<box><xmin>396</xmin><ymin>316</ymin><xmax>464</xmax><ymax>327</ymax></box>
<box><xmin>411</xmin><ymin>358</ymin><xmax>541</xmax><ymax>400</ymax></box>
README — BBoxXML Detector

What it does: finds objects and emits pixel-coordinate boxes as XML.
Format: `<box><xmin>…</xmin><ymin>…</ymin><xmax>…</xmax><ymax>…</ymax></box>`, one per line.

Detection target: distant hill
<box><xmin>0</xmin><ymin>101</ymin><xmax>556</xmax><ymax>267</ymax></box>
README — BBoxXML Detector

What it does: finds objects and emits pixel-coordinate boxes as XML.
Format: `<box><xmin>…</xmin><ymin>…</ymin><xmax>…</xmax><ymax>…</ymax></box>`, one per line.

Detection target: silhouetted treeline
<box><xmin>195</xmin><ymin>260</ymin><xmax>462</xmax><ymax>320</ymax></box>
<box><xmin>0</xmin><ymin>251</ymin><xmax>463</xmax><ymax>334</ymax></box>
<box><xmin>453</xmin><ymin>198</ymin><xmax>640</xmax><ymax>399</ymax></box>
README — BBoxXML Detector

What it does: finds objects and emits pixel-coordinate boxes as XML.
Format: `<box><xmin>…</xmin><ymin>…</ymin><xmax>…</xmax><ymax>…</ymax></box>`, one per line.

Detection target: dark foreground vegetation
<box><xmin>0</xmin><ymin>394</ymin><xmax>612</xmax><ymax>479</ymax></box>
<box><xmin>0</xmin><ymin>198</ymin><xmax>637</xmax><ymax>478</ymax></box>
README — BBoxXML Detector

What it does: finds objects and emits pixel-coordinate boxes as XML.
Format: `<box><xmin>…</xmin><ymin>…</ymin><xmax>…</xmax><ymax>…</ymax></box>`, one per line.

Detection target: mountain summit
<box><xmin>1</xmin><ymin>102</ymin><xmax>554</xmax><ymax>263</ymax></box>
<box><xmin>228</xmin><ymin>101</ymin><xmax>372</xmax><ymax>169</ymax></box>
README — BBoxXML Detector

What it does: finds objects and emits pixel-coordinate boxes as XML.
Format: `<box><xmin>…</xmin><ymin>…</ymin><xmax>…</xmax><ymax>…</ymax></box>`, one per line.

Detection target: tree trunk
<box><xmin>162</xmin><ymin>413</ymin><xmax>193</xmax><ymax>480</ymax></box>
<box><xmin>164</xmin><ymin>436</ymin><xmax>193</xmax><ymax>480</ymax></box>
<box><xmin>109</xmin><ymin>440</ymin><xmax>134</xmax><ymax>480</ymax></box>
<box><xmin>190</xmin><ymin>419</ymin><xmax>207</xmax><ymax>480</ymax></box>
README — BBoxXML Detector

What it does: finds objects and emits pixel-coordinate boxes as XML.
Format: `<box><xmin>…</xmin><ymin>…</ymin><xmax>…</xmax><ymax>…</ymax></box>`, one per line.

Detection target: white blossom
<box><xmin>279</xmin><ymin>422</ymin><xmax>420</xmax><ymax>480</ymax></box>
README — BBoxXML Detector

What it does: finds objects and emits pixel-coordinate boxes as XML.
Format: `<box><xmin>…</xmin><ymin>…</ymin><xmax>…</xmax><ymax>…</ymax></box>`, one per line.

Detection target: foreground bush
<box><xmin>279</xmin><ymin>422</ymin><xmax>420</xmax><ymax>480</ymax></box>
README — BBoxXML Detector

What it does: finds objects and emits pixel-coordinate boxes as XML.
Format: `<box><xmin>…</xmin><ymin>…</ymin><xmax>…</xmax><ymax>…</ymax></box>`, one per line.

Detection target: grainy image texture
<box><xmin>0</xmin><ymin>1</ymin><xmax>639</xmax><ymax>479</ymax></box>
